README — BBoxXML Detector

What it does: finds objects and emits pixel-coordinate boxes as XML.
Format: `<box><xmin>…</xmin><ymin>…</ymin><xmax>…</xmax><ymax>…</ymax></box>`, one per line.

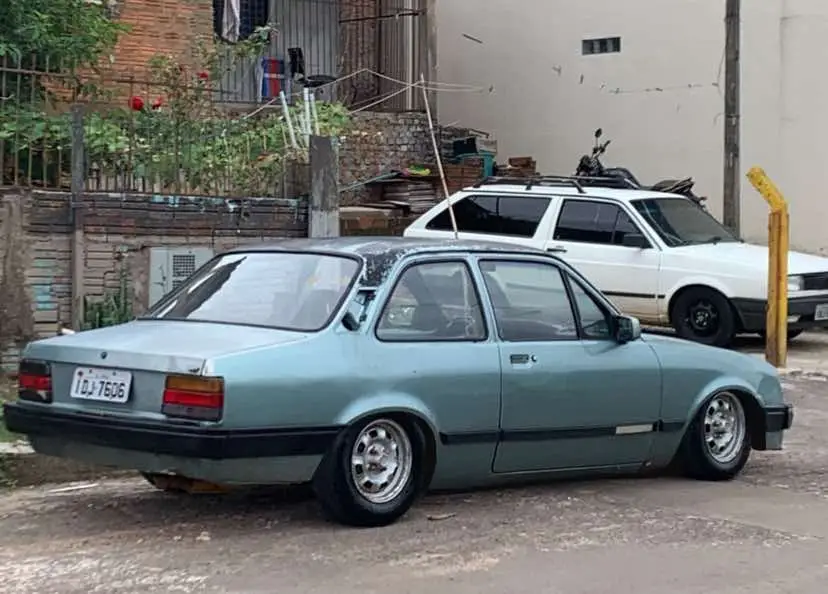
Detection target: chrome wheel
<box><xmin>703</xmin><ymin>392</ymin><xmax>746</xmax><ymax>464</ymax></box>
<box><xmin>350</xmin><ymin>419</ymin><xmax>413</xmax><ymax>505</ymax></box>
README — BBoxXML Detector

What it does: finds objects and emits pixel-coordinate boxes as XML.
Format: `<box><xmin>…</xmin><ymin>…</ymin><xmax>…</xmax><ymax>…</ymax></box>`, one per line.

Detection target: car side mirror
<box><xmin>614</xmin><ymin>315</ymin><xmax>641</xmax><ymax>344</ymax></box>
<box><xmin>341</xmin><ymin>311</ymin><xmax>360</xmax><ymax>331</ymax></box>
<box><xmin>621</xmin><ymin>233</ymin><xmax>650</xmax><ymax>249</ymax></box>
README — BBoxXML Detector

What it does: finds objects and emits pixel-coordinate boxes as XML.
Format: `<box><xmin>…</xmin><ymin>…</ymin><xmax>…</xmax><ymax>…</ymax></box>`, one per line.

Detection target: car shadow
<box><xmin>0</xmin><ymin>473</ymin><xmax>634</xmax><ymax>541</ymax></box>
<box><xmin>3</xmin><ymin>472</ymin><xmax>678</xmax><ymax>542</ymax></box>
<box><xmin>5</xmin><ymin>481</ymin><xmax>331</xmax><ymax>542</ymax></box>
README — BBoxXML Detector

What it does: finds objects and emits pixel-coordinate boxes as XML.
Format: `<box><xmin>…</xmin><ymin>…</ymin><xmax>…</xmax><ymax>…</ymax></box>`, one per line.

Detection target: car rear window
<box><xmin>144</xmin><ymin>252</ymin><xmax>360</xmax><ymax>331</ymax></box>
<box><xmin>425</xmin><ymin>194</ymin><xmax>551</xmax><ymax>237</ymax></box>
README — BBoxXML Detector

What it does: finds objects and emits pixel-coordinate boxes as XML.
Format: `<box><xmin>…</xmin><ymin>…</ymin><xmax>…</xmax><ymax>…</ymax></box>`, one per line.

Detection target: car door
<box><xmin>545</xmin><ymin>198</ymin><xmax>663</xmax><ymax>322</ymax></box>
<box><xmin>369</xmin><ymin>257</ymin><xmax>503</xmax><ymax>480</ymax></box>
<box><xmin>476</xmin><ymin>256</ymin><xmax>663</xmax><ymax>473</ymax></box>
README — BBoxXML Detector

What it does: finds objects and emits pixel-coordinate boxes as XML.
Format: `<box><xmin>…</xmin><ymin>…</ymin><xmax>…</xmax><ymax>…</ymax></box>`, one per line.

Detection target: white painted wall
<box><xmin>435</xmin><ymin>0</ymin><xmax>828</xmax><ymax>254</ymax></box>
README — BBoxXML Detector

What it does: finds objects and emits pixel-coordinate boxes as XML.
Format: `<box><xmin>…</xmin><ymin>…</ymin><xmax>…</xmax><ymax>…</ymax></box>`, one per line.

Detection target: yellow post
<box><xmin>746</xmin><ymin>167</ymin><xmax>789</xmax><ymax>368</ymax></box>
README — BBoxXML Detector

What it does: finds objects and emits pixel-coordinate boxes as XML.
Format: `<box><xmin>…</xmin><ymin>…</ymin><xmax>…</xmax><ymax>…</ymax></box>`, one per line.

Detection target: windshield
<box><xmin>631</xmin><ymin>198</ymin><xmax>740</xmax><ymax>247</ymax></box>
<box><xmin>143</xmin><ymin>252</ymin><xmax>360</xmax><ymax>331</ymax></box>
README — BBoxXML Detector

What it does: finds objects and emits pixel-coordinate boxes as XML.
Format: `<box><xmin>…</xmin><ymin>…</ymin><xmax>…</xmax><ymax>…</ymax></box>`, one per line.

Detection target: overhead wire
<box><xmin>243</xmin><ymin>67</ymin><xmax>485</xmax><ymax>119</ymax></box>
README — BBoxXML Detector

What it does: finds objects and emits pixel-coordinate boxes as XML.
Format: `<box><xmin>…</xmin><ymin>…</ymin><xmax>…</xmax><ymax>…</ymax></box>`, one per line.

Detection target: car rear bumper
<box><xmin>732</xmin><ymin>296</ymin><xmax>828</xmax><ymax>333</ymax></box>
<box><xmin>3</xmin><ymin>402</ymin><xmax>343</xmax><ymax>461</ymax></box>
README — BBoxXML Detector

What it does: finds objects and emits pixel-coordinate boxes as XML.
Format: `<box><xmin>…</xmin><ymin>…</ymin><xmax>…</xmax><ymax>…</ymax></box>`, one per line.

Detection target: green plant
<box><xmin>0</xmin><ymin>0</ymin><xmax>128</xmax><ymax>66</ymax></box>
<box><xmin>0</xmin><ymin>375</ymin><xmax>20</xmax><ymax>447</ymax></box>
<box><xmin>82</xmin><ymin>267</ymin><xmax>133</xmax><ymax>330</ymax></box>
<box><xmin>2</xmin><ymin>21</ymin><xmax>352</xmax><ymax>195</ymax></box>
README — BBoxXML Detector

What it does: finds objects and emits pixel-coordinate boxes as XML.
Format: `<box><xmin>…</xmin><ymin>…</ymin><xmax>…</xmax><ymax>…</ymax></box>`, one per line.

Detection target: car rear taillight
<box><xmin>18</xmin><ymin>360</ymin><xmax>52</xmax><ymax>403</ymax></box>
<box><xmin>162</xmin><ymin>375</ymin><xmax>224</xmax><ymax>421</ymax></box>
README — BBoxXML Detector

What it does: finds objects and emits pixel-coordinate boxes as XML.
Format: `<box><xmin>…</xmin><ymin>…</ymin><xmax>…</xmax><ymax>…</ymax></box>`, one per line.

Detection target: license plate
<box><xmin>70</xmin><ymin>367</ymin><xmax>133</xmax><ymax>403</ymax></box>
<box><xmin>816</xmin><ymin>304</ymin><xmax>828</xmax><ymax>321</ymax></box>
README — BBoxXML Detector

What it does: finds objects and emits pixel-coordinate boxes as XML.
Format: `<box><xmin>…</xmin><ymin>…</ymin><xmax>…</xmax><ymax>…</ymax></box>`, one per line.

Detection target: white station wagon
<box><xmin>404</xmin><ymin>176</ymin><xmax>828</xmax><ymax>347</ymax></box>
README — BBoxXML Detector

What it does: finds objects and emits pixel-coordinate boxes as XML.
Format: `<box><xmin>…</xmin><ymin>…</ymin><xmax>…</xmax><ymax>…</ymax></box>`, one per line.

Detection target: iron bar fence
<box><xmin>210</xmin><ymin>0</ymin><xmax>426</xmax><ymax>111</ymax></box>
<box><xmin>0</xmin><ymin>54</ymin><xmax>330</xmax><ymax>196</ymax></box>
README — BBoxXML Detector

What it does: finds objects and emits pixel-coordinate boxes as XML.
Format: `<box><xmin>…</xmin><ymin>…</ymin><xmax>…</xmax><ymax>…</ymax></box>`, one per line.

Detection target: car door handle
<box><xmin>547</xmin><ymin>245</ymin><xmax>567</xmax><ymax>254</ymax></box>
<box><xmin>510</xmin><ymin>354</ymin><xmax>534</xmax><ymax>365</ymax></box>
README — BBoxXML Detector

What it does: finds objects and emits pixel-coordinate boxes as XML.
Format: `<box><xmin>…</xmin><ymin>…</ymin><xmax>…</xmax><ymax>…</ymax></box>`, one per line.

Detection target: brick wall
<box><xmin>339</xmin><ymin>111</ymin><xmax>433</xmax><ymax>205</ymax></box>
<box><xmin>339</xmin><ymin>0</ymin><xmax>380</xmax><ymax>103</ymax></box>
<box><xmin>110</xmin><ymin>0</ymin><xmax>214</xmax><ymax>76</ymax></box>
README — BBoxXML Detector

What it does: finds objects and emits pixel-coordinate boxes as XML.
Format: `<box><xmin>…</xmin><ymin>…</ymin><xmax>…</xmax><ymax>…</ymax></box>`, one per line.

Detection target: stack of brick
<box><xmin>498</xmin><ymin>156</ymin><xmax>538</xmax><ymax>178</ymax></box>
<box><xmin>443</xmin><ymin>160</ymin><xmax>485</xmax><ymax>195</ymax></box>
<box><xmin>340</xmin><ymin>207</ymin><xmax>417</xmax><ymax>237</ymax></box>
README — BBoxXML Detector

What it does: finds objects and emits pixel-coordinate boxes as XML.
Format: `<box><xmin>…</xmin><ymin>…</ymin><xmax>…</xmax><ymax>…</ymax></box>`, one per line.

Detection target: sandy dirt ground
<box><xmin>0</xmin><ymin>375</ymin><xmax>827</xmax><ymax>593</ymax></box>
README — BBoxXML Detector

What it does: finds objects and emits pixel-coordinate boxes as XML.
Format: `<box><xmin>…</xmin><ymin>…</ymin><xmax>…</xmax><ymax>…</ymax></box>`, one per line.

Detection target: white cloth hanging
<box><xmin>222</xmin><ymin>0</ymin><xmax>241</xmax><ymax>42</ymax></box>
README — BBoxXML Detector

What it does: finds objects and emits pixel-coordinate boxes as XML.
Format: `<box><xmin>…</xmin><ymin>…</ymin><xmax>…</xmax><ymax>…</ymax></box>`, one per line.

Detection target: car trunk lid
<box><xmin>24</xmin><ymin>320</ymin><xmax>310</xmax><ymax>419</ymax></box>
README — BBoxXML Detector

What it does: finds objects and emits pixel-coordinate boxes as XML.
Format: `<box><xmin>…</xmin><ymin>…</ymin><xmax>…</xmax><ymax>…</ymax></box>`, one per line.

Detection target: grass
<box><xmin>0</xmin><ymin>375</ymin><xmax>20</xmax><ymax>443</ymax></box>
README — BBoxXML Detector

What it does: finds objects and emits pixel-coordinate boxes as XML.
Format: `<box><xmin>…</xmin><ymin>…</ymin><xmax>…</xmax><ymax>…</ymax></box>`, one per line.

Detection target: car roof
<box><xmin>223</xmin><ymin>237</ymin><xmax>554</xmax><ymax>286</ymax></box>
<box><xmin>463</xmin><ymin>182</ymin><xmax>683</xmax><ymax>203</ymax></box>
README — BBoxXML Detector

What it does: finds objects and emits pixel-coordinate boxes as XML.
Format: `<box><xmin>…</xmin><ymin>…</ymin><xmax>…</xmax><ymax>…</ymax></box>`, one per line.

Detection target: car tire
<box><xmin>313</xmin><ymin>416</ymin><xmax>427</xmax><ymax>528</ymax></box>
<box><xmin>677</xmin><ymin>391</ymin><xmax>751</xmax><ymax>481</ymax></box>
<box><xmin>671</xmin><ymin>287</ymin><xmax>736</xmax><ymax>348</ymax></box>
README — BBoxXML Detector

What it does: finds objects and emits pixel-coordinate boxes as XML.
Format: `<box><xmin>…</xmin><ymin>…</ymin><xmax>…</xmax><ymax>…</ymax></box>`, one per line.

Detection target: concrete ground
<box><xmin>0</xmin><ymin>374</ymin><xmax>825</xmax><ymax>593</ymax></box>
<box><xmin>736</xmin><ymin>331</ymin><xmax>828</xmax><ymax>373</ymax></box>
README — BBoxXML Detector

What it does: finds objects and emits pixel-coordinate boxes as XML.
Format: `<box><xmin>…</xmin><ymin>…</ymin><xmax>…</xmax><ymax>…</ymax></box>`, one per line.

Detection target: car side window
<box><xmin>376</xmin><ymin>261</ymin><xmax>486</xmax><ymax>342</ymax></box>
<box><xmin>479</xmin><ymin>260</ymin><xmax>578</xmax><ymax>342</ymax></box>
<box><xmin>613</xmin><ymin>209</ymin><xmax>649</xmax><ymax>247</ymax></box>
<box><xmin>566</xmin><ymin>275</ymin><xmax>613</xmax><ymax>339</ymax></box>
<box><xmin>425</xmin><ymin>194</ymin><xmax>551</xmax><ymax>238</ymax></box>
<box><xmin>554</xmin><ymin>199</ymin><xmax>646</xmax><ymax>247</ymax></box>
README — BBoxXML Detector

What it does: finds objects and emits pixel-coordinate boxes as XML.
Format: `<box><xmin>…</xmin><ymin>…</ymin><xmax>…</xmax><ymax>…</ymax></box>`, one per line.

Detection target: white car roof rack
<box><xmin>472</xmin><ymin>174</ymin><xmax>639</xmax><ymax>193</ymax></box>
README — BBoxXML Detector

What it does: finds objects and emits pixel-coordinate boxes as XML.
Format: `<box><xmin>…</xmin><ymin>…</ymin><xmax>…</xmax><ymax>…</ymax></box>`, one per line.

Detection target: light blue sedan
<box><xmin>3</xmin><ymin>238</ymin><xmax>793</xmax><ymax>527</ymax></box>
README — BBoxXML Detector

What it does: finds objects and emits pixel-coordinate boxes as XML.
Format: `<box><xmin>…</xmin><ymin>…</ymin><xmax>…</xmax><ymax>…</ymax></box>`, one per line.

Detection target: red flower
<box><xmin>129</xmin><ymin>95</ymin><xmax>144</xmax><ymax>111</ymax></box>
<box><xmin>197</xmin><ymin>71</ymin><xmax>209</xmax><ymax>81</ymax></box>
<box><xmin>151</xmin><ymin>97</ymin><xmax>163</xmax><ymax>110</ymax></box>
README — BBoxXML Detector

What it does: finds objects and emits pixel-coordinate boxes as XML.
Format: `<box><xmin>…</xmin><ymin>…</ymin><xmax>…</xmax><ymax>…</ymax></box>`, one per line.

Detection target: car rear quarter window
<box><xmin>425</xmin><ymin>194</ymin><xmax>551</xmax><ymax>238</ymax></box>
<box><xmin>145</xmin><ymin>252</ymin><xmax>359</xmax><ymax>331</ymax></box>
<box><xmin>376</xmin><ymin>261</ymin><xmax>486</xmax><ymax>342</ymax></box>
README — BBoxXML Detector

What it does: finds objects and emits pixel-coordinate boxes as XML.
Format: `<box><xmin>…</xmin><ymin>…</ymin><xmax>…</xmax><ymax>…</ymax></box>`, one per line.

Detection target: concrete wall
<box><xmin>10</xmin><ymin>189</ymin><xmax>309</xmax><ymax>338</ymax></box>
<box><xmin>0</xmin><ymin>190</ymin><xmax>415</xmax><ymax>353</ymax></box>
<box><xmin>435</xmin><ymin>0</ymin><xmax>828</xmax><ymax>254</ymax></box>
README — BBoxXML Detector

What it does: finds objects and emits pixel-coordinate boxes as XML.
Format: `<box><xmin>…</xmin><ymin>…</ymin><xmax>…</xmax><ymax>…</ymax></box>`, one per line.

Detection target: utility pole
<box><xmin>723</xmin><ymin>0</ymin><xmax>741</xmax><ymax>234</ymax></box>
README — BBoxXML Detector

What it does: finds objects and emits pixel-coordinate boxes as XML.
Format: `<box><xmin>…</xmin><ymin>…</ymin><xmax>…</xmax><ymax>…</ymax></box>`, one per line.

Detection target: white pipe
<box><xmin>302</xmin><ymin>87</ymin><xmax>312</xmax><ymax>144</ymax></box>
<box><xmin>279</xmin><ymin>91</ymin><xmax>298</xmax><ymax>149</ymax></box>
<box><xmin>310</xmin><ymin>93</ymin><xmax>321</xmax><ymax>135</ymax></box>
<box><xmin>404</xmin><ymin>0</ymin><xmax>415</xmax><ymax>110</ymax></box>
<box><xmin>419</xmin><ymin>73</ymin><xmax>457</xmax><ymax>239</ymax></box>
<box><xmin>297</xmin><ymin>111</ymin><xmax>309</xmax><ymax>148</ymax></box>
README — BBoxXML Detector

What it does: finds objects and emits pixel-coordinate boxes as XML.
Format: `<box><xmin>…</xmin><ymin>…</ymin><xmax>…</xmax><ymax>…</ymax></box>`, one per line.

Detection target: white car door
<box><xmin>544</xmin><ymin>198</ymin><xmax>663</xmax><ymax>321</ymax></box>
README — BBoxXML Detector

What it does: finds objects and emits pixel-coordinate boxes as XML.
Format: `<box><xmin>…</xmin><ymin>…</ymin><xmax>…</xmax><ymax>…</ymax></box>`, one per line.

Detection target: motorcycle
<box><xmin>574</xmin><ymin>128</ymin><xmax>707</xmax><ymax>208</ymax></box>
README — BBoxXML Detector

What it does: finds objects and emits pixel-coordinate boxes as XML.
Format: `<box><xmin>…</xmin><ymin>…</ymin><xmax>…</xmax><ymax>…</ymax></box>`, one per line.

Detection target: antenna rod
<box><xmin>420</xmin><ymin>73</ymin><xmax>457</xmax><ymax>239</ymax></box>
